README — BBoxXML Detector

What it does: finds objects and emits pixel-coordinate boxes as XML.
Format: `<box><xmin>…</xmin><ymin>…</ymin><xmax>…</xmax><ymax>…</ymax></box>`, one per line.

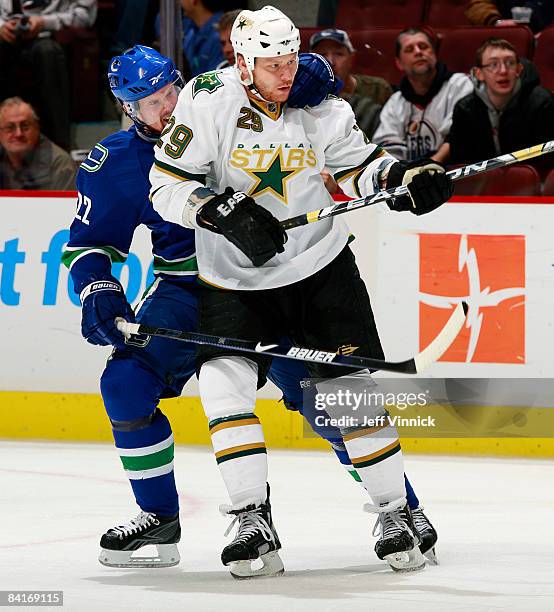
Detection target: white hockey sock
<box><xmin>317</xmin><ymin>370</ymin><xmax>406</xmax><ymax>506</ymax></box>
<box><xmin>199</xmin><ymin>356</ymin><xmax>267</xmax><ymax>506</ymax></box>
<box><xmin>342</xmin><ymin>424</ymin><xmax>406</xmax><ymax>505</ymax></box>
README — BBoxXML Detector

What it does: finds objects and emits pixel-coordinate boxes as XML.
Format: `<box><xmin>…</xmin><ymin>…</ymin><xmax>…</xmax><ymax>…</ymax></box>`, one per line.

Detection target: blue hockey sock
<box><xmin>101</xmin><ymin>358</ymin><xmax>179</xmax><ymax>516</ymax></box>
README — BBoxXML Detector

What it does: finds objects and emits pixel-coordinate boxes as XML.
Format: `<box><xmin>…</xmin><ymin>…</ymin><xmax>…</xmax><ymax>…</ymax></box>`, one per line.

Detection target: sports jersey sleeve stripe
<box><xmin>153</xmin><ymin>254</ymin><xmax>198</xmax><ymax>275</ymax></box>
<box><xmin>334</xmin><ymin>148</ymin><xmax>387</xmax><ymax>197</ymax></box>
<box><xmin>353</xmin><ymin>150</ymin><xmax>388</xmax><ymax>198</ymax></box>
<box><xmin>154</xmin><ymin>160</ymin><xmax>206</xmax><ymax>184</ymax></box>
<box><xmin>61</xmin><ymin>245</ymin><xmax>128</xmax><ymax>269</ymax></box>
<box><xmin>149</xmin><ymin>185</ymin><xmax>164</xmax><ymax>202</ymax></box>
<box><xmin>333</xmin><ymin>147</ymin><xmax>385</xmax><ymax>182</ymax></box>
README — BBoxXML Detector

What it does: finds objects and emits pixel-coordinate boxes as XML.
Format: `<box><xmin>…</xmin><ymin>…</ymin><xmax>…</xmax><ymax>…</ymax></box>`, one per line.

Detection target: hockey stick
<box><xmin>117</xmin><ymin>302</ymin><xmax>467</xmax><ymax>374</ymax></box>
<box><xmin>280</xmin><ymin>141</ymin><xmax>554</xmax><ymax>230</ymax></box>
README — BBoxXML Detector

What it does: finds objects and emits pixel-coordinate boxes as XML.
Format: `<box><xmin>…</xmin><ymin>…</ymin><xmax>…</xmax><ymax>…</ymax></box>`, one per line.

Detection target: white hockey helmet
<box><xmin>231</xmin><ymin>5</ymin><xmax>300</xmax><ymax>86</ymax></box>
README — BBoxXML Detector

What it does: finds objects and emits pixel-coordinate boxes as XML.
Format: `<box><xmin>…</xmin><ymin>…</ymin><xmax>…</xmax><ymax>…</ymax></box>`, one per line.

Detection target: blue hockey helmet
<box><xmin>108</xmin><ymin>45</ymin><xmax>184</xmax><ymax>136</ymax></box>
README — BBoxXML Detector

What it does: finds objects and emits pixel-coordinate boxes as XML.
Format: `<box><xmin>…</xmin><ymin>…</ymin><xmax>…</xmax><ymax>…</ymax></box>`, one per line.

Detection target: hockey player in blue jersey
<box><xmin>62</xmin><ymin>45</ymin><xmax>436</xmax><ymax>570</ymax></box>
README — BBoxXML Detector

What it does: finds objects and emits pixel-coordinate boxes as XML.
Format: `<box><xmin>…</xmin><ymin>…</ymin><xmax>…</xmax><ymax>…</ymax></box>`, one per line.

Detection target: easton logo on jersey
<box><xmin>419</xmin><ymin>233</ymin><xmax>525</xmax><ymax>364</ymax></box>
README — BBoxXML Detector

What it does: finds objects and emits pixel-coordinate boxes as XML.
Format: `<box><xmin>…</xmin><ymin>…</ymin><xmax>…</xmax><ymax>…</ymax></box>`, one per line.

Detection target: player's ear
<box><xmin>236</xmin><ymin>53</ymin><xmax>249</xmax><ymax>79</ymax></box>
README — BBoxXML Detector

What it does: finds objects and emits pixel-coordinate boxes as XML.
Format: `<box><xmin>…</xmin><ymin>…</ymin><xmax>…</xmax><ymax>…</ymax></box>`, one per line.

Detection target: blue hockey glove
<box><xmin>80</xmin><ymin>278</ymin><xmax>135</xmax><ymax>349</ymax></box>
<box><xmin>287</xmin><ymin>53</ymin><xmax>342</xmax><ymax>108</ymax></box>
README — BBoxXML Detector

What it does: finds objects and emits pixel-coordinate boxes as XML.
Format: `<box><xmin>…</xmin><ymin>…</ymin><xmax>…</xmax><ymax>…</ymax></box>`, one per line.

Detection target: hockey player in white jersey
<box><xmin>150</xmin><ymin>6</ymin><xmax>452</xmax><ymax>577</ymax></box>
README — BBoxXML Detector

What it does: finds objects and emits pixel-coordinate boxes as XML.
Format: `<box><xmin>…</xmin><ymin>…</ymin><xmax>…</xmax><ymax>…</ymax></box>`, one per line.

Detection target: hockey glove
<box><xmin>287</xmin><ymin>53</ymin><xmax>341</xmax><ymax>108</ymax></box>
<box><xmin>80</xmin><ymin>278</ymin><xmax>135</xmax><ymax>349</ymax></box>
<box><xmin>197</xmin><ymin>188</ymin><xmax>287</xmax><ymax>267</ymax></box>
<box><xmin>386</xmin><ymin>159</ymin><xmax>453</xmax><ymax>216</ymax></box>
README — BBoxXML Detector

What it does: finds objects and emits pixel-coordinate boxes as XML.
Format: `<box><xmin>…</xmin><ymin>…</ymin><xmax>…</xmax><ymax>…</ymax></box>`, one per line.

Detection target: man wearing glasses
<box><xmin>447</xmin><ymin>37</ymin><xmax>554</xmax><ymax>165</ymax></box>
<box><xmin>0</xmin><ymin>96</ymin><xmax>76</xmax><ymax>190</ymax></box>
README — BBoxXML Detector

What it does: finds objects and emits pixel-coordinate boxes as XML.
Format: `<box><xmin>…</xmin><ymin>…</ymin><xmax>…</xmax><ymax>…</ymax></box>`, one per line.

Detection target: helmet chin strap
<box><xmin>120</xmin><ymin>104</ymin><xmax>161</xmax><ymax>142</ymax></box>
<box><xmin>237</xmin><ymin>58</ymin><xmax>269</xmax><ymax>103</ymax></box>
<box><xmin>237</xmin><ymin>57</ymin><xmax>282</xmax><ymax>104</ymax></box>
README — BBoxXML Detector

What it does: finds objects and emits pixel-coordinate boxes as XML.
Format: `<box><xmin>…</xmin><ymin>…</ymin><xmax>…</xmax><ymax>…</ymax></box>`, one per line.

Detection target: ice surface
<box><xmin>1</xmin><ymin>441</ymin><xmax>553</xmax><ymax>611</ymax></box>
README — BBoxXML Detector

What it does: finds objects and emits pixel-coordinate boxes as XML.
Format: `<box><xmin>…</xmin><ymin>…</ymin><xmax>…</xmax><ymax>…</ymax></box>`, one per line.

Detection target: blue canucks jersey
<box><xmin>62</xmin><ymin>126</ymin><xmax>196</xmax><ymax>294</ymax></box>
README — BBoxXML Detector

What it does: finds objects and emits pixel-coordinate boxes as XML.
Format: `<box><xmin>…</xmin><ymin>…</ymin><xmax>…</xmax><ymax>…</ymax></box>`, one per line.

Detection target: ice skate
<box><xmin>220</xmin><ymin>485</ymin><xmax>283</xmax><ymax>579</ymax></box>
<box><xmin>412</xmin><ymin>506</ymin><xmax>438</xmax><ymax>565</ymax></box>
<box><xmin>99</xmin><ymin>511</ymin><xmax>180</xmax><ymax>568</ymax></box>
<box><xmin>365</xmin><ymin>499</ymin><xmax>425</xmax><ymax>572</ymax></box>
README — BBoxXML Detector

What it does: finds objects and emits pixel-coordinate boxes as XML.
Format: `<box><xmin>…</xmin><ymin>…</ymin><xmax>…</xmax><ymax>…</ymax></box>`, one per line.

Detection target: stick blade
<box><xmin>413</xmin><ymin>301</ymin><xmax>467</xmax><ymax>373</ymax></box>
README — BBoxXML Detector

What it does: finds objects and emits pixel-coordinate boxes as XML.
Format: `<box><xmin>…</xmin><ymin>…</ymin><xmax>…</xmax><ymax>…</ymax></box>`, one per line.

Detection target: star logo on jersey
<box><xmin>192</xmin><ymin>71</ymin><xmax>223</xmax><ymax>98</ymax></box>
<box><xmin>244</xmin><ymin>146</ymin><xmax>302</xmax><ymax>203</ymax></box>
<box><xmin>419</xmin><ymin>233</ymin><xmax>525</xmax><ymax>363</ymax></box>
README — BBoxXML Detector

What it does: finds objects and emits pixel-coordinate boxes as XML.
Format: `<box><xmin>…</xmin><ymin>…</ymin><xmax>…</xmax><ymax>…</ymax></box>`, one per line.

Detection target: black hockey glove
<box><xmin>386</xmin><ymin>159</ymin><xmax>453</xmax><ymax>216</ymax></box>
<box><xmin>197</xmin><ymin>188</ymin><xmax>287</xmax><ymax>267</ymax></box>
<box><xmin>80</xmin><ymin>278</ymin><xmax>135</xmax><ymax>350</ymax></box>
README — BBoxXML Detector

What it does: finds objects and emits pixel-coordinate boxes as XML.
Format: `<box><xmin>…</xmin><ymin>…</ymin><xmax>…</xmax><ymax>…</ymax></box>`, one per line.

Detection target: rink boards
<box><xmin>1</xmin><ymin>191</ymin><xmax>554</xmax><ymax>457</ymax></box>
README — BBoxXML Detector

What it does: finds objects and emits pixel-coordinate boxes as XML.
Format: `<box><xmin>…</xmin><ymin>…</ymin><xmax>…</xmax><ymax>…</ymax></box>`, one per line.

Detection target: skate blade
<box><xmin>424</xmin><ymin>546</ymin><xmax>439</xmax><ymax>566</ymax></box>
<box><xmin>99</xmin><ymin>544</ymin><xmax>180</xmax><ymax>568</ymax></box>
<box><xmin>228</xmin><ymin>551</ymin><xmax>284</xmax><ymax>580</ymax></box>
<box><xmin>385</xmin><ymin>546</ymin><xmax>426</xmax><ymax>572</ymax></box>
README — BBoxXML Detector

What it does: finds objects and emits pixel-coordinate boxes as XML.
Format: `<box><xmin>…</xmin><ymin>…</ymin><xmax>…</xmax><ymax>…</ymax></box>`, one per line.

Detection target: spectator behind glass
<box><xmin>181</xmin><ymin>0</ymin><xmax>225</xmax><ymax>77</ymax></box>
<box><xmin>465</xmin><ymin>1</ymin><xmax>554</xmax><ymax>33</ymax></box>
<box><xmin>216</xmin><ymin>8</ymin><xmax>241</xmax><ymax>68</ymax></box>
<box><xmin>309</xmin><ymin>28</ymin><xmax>392</xmax><ymax>140</ymax></box>
<box><xmin>0</xmin><ymin>0</ymin><xmax>98</xmax><ymax>151</ymax></box>
<box><xmin>373</xmin><ymin>28</ymin><xmax>473</xmax><ymax>163</ymax></box>
<box><xmin>0</xmin><ymin>97</ymin><xmax>77</xmax><ymax>190</ymax></box>
<box><xmin>447</xmin><ymin>38</ymin><xmax>554</xmax><ymax>166</ymax></box>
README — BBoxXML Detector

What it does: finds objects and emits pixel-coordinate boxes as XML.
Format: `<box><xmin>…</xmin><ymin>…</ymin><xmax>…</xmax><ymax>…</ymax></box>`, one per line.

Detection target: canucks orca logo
<box><xmin>81</xmin><ymin>143</ymin><xmax>109</xmax><ymax>173</ymax></box>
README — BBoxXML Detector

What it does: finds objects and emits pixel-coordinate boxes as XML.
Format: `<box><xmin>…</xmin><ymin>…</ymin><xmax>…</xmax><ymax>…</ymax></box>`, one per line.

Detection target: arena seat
<box><xmin>299</xmin><ymin>27</ymin><xmax>319</xmax><ymax>52</ymax></box>
<box><xmin>425</xmin><ymin>0</ymin><xmax>469</xmax><ymax>27</ymax></box>
<box><xmin>453</xmin><ymin>165</ymin><xmax>541</xmax><ymax>196</ymax></box>
<box><xmin>335</xmin><ymin>0</ymin><xmax>427</xmax><ymax>29</ymax></box>
<box><xmin>438</xmin><ymin>26</ymin><xmax>534</xmax><ymax>74</ymax></box>
<box><xmin>542</xmin><ymin>170</ymin><xmax>554</xmax><ymax>196</ymax></box>
<box><xmin>534</xmin><ymin>26</ymin><xmax>554</xmax><ymax>91</ymax></box>
<box><xmin>348</xmin><ymin>29</ymin><xmax>405</xmax><ymax>85</ymax></box>
<box><xmin>300</xmin><ymin>27</ymin><xmax>404</xmax><ymax>86</ymax></box>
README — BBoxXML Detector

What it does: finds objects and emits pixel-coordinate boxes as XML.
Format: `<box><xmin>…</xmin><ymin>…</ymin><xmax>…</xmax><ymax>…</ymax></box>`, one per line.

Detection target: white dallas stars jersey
<box><xmin>373</xmin><ymin>73</ymin><xmax>472</xmax><ymax>161</ymax></box>
<box><xmin>150</xmin><ymin>67</ymin><xmax>395</xmax><ymax>290</ymax></box>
